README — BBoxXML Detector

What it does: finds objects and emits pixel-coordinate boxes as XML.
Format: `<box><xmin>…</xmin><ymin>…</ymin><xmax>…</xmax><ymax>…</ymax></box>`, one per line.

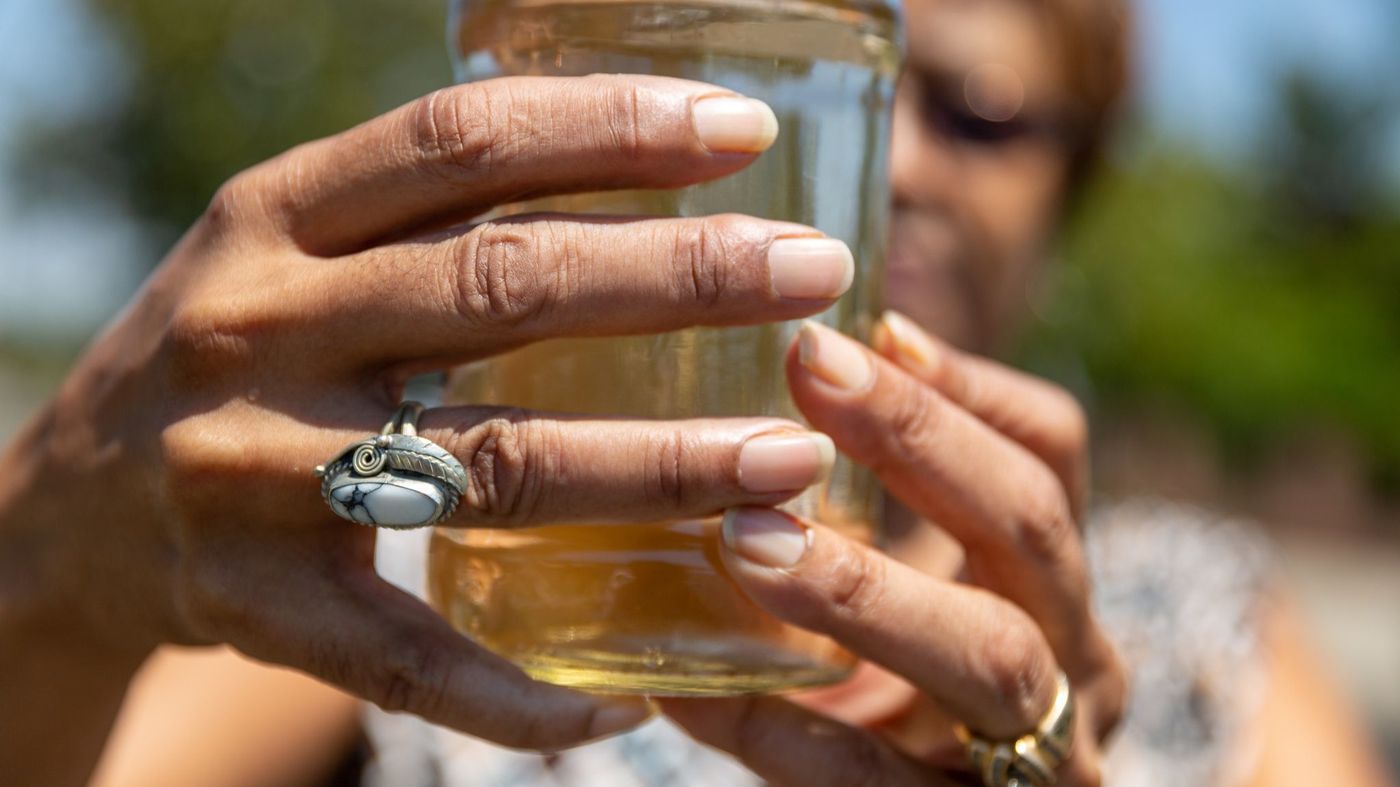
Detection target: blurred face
<box><xmin>886</xmin><ymin>0</ymin><xmax>1076</xmax><ymax>352</ymax></box>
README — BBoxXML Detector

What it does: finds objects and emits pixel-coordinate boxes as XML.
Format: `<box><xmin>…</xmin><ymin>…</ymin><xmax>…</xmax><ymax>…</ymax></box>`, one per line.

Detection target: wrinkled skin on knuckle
<box><xmin>972</xmin><ymin>608</ymin><xmax>1055</xmax><ymax>731</ymax></box>
<box><xmin>642</xmin><ymin>426</ymin><xmax>703</xmax><ymax>511</ymax></box>
<box><xmin>449</xmin><ymin>412</ymin><xmax>543</xmax><ymax>525</ymax></box>
<box><xmin>592</xmin><ymin>76</ymin><xmax>648</xmax><ymax>161</ymax></box>
<box><xmin>666</xmin><ymin>214</ymin><xmax>754</xmax><ymax>311</ymax></box>
<box><xmin>413</xmin><ymin>84</ymin><xmax>513</xmax><ymax>176</ymax></box>
<box><xmin>801</xmin><ymin>542</ymin><xmax>888</xmax><ymax>633</ymax></box>
<box><xmin>869</xmin><ymin>387</ymin><xmax>941</xmax><ymax>478</ymax></box>
<box><xmin>451</xmin><ymin>223</ymin><xmax>550</xmax><ymax>330</ymax></box>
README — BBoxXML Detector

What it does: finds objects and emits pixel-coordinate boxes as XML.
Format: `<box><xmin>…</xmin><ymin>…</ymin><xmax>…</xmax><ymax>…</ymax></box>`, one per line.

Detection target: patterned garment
<box><xmin>365</xmin><ymin>498</ymin><xmax>1271</xmax><ymax>787</ymax></box>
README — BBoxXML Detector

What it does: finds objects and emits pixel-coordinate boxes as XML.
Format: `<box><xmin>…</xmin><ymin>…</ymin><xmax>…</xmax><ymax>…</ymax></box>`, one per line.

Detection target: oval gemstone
<box><xmin>329</xmin><ymin>478</ymin><xmax>444</xmax><ymax>527</ymax></box>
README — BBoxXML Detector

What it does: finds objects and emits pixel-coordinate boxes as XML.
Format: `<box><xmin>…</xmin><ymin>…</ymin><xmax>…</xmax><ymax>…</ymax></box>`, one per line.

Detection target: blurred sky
<box><xmin>1</xmin><ymin>0</ymin><xmax>1399</xmax><ymax>340</ymax></box>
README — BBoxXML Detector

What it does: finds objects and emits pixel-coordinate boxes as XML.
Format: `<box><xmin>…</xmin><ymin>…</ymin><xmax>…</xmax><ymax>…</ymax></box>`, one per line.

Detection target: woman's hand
<box><xmin>662</xmin><ymin>315</ymin><xmax>1127</xmax><ymax>786</ymax></box>
<box><xmin>0</xmin><ymin>74</ymin><xmax>855</xmax><ymax>766</ymax></box>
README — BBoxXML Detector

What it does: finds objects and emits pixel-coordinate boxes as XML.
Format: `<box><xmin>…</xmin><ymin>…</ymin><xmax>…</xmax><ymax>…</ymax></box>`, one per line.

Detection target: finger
<box><xmin>314</xmin><ymin>407</ymin><xmax>835</xmax><ymax>528</ymax></box>
<box><xmin>787</xmin><ymin>321</ymin><xmax>1107</xmax><ymax>670</ymax></box>
<box><xmin>297</xmin><ymin>214</ymin><xmax>850</xmax><ymax>374</ymax></box>
<box><xmin>218</xmin><ymin>557</ymin><xmax>654</xmax><ymax>751</ymax></box>
<box><xmin>718</xmin><ymin>508</ymin><xmax>1061</xmax><ymax>740</ymax></box>
<box><xmin>244</xmin><ymin>75</ymin><xmax>779</xmax><ymax>254</ymax></box>
<box><xmin>873</xmin><ymin>310</ymin><xmax>1089</xmax><ymax>515</ymax></box>
<box><xmin>660</xmin><ymin>696</ymin><xmax>944</xmax><ymax>787</ymax></box>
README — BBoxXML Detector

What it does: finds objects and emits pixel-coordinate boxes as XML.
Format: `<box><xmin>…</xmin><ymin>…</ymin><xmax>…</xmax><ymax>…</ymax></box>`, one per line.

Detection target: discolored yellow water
<box><xmin>432</xmin><ymin>0</ymin><xmax>900</xmax><ymax>694</ymax></box>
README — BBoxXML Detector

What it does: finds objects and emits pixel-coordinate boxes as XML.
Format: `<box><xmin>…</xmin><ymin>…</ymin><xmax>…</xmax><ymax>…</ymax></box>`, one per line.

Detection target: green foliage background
<box><xmin>20</xmin><ymin>0</ymin><xmax>1400</xmax><ymax>496</ymax></box>
<box><xmin>1023</xmin><ymin>74</ymin><xmax>1400</xmax><ymax>491</ymax></box>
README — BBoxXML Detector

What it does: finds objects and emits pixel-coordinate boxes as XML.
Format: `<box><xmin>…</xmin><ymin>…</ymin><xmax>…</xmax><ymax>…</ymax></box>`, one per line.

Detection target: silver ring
<box><xmin>315</xmin><ymin>401</ymin><xmax>466</xmax><ymax>529</ymax></box>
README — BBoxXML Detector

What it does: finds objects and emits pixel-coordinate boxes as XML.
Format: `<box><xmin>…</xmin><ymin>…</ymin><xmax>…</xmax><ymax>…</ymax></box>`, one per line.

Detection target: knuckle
<box><xmin>821</xmin><ymin>545</ymin><xmax>889</xmax><ymax>628</ymax></box>
<box><xmin>162</xmin><ymin>297</ymin><xmax>264</xmax><ymax>384</ymax></box>
<box><xmin>668</xmin><ymin>219</ymin><xmax>716</xmax><ymax>309</ymax></box>
<box><xmin>412</xmin><ymin>85</ymin><xmax>511</xmax><ymax>174</ymax></box>
<box><xmin>594</xmin><ymin>76</ymin><xmax>647</xmax><ymax>160</ymax></box>
<box><xmin>870</xmin><ymin>384</ymin><xmax>941</xmax><ymax>475</ymax></box>
<box><xmin>668</xmin><ymin>214</ymin><xmax>747</xmax><ymax>309</ymax></box>
<box><xmin>1010</xmin><ymin>469</ymin><xmax>1077</xmax><ymax>564</ymax></box>
<box><xmin>451</xmin><ymin>223</ymin><xmax>549</xmax><ymax>329</ymax></box>
<box><xmin>199</xmin><ymin>174</ymin><xmax>262</xmax><ymax>238</ymax></box>
<box><xmin>159</xmin><ymin>418</ymin><xmax>256</xmax><ymax>512</ymax></box>
<box><xmin>644</xmin><ymin>427</ymin><xmax>693</xmax><ymax>510</ymax></box>
<box><xmin>451</xmin><ymin>411</ymin><xmax>542</xmax><ymax>525</ymax></box>
<box><xmin>975</xmin><ymin>608</ymin><xmax>1054</xmax><ymax>728</ymax></box>
<box><xmin>888</xmin><ymin>384</ymin><xmax>940</xmax><ymax>443</ymax></box>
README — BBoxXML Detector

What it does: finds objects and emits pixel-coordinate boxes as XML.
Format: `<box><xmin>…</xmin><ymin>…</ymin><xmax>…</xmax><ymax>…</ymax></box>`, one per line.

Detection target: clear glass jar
<box><xmin>429</xmin><ymin>0</ymin><xmax>902</xmax><ymax>695</ymax></box>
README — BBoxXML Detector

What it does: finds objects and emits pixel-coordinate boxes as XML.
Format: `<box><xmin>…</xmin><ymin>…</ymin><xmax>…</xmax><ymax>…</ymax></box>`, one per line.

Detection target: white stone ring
<box><xmin>315</xmin><ymin>401</ymin><xmax>467</xmax><ymax>529</ymax></box>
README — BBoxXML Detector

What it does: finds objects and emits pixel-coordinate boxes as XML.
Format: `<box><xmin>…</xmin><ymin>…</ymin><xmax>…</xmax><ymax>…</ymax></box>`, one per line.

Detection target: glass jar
<box><xmin>429</xmin><ymin>0</ymin><xmax>902</xmax><ymax>695</ymax></box>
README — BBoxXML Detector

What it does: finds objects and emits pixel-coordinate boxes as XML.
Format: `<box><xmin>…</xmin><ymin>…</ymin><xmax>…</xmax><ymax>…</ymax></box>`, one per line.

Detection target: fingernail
<box><xmin>768</xmin><ymin>238</ymin><xmax>855</xmax><ymax>300</ymax></box>
<box><xmin>797</xmin><ymin>321</ymin><xmax>874</xmax><ymax>391</ymax></box>
<box><xmin>738</xmin><ymin>432</ymin><xmax>836</xmax><ymax>493</ymax></box>
<box><xmin>587</xmin><ymin>700</ymin><xmax>654</xmax><ymax>739</ymax></box>
<box><xmin>722</xmin><ymin>507</ymin><xmax>810</xmax><ymax>568</ymax></box>
<box><xmin>878</xmin><ymin>310</ymin><xmax>939</xmax><ymax>375</ymax></box>
<box><xmin>693</xmin><ymin>96</ymin><xmax>779</xmax><ymax>153</ymax></box>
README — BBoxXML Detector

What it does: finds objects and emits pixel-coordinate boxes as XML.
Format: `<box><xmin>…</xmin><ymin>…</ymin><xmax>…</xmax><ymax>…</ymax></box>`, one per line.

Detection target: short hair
<box><xmin>1038</xmin><ymin>0</ymin><xmax>1133</xmax><ymax>189</ymax></box>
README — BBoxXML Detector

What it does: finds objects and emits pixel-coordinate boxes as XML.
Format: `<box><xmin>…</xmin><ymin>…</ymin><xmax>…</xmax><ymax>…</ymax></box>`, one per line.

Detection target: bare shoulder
<box><xmin>1244</xmin><ymin>600</ymin><xmax>1396</xmax><ymax>787</ymax></box>
<box><xmin>1086</xmin><ymin>499</ymin><xmax>1393</xmax><ymax>786</ymax></box>
<box><xmin>93</xmin><ymin>645</ymin><xmax>361</xmax><ymax>787</ymax></box>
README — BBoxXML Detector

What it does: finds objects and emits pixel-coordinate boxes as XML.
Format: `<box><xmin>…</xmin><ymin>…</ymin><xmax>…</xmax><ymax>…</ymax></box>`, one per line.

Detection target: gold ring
<box><xmin>954</xmin><ymin>671</ymin><xmax>1075</xmax><ymax>787</ymax></box>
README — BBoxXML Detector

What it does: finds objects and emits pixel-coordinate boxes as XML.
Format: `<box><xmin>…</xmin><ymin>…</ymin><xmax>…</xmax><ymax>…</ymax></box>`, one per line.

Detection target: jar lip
<box><xmin>449</xmin><ymin>0</ymin><xmax>906</xmax><ymax>73</ymax></box>
<box><xmin>456</xmin><ymin>0</ymin><xmax>900</xmax><ymax>12</ymax></box>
